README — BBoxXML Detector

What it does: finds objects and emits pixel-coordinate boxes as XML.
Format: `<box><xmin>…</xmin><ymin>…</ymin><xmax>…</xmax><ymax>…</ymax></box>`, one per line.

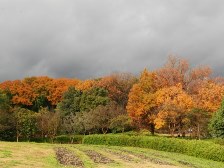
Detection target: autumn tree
<box><xmin>75</xmin><ymin>79</ymin><xmax>96</xmax><ymax>91</ymax></box>
<box><xmin>9</xmin><ymin>80</ymin><xmax>37</xmax><ymax>106</ymax></box>
<box><xmin>47</xmin><ymin>78</ymin><xmax>80</xmax><ymax>107</ymax></box>
<box><xmin>29</xmin><ymin>76</ymin><xmax>53</xmax><ymax>111</ymax></box>
<box><xmin>196</xmin><ymin>81</ymin><xmax>224</xmax><ymax>113</ymax></box>
<box><xmin>155</xmin><ymin>56</ymin><xmax>212</xmax><ymax>94</ymax></box>
<box><xmin>153</xmin><ymin>56</ymin><xmax>221</xmax><ymax>137</ymax></box>
<box><xmin>97</xmin><ymin>73</ymin><xmax>137</xmax><ymax>107</ymax></box>
<box><xmin>127</xmin><ymin>69</ymin><xmax>157</xmax><ymax>134</ymax></box>
<box><xmin>0</xmin><ymin>77</ymin><xmax>80</xmax><ymax>111</ymax></box>
<box><xmin>155</xmin><ymin>84</ymin><xmax>193</xmax><ymax>136</ymax></box>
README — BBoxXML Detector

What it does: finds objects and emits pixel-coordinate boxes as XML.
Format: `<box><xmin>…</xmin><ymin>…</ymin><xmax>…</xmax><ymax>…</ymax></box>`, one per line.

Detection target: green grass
<box><xmin>0</xmin><ymin>149</ymin><xmax>12</xmax><ymax>158</ymax></box>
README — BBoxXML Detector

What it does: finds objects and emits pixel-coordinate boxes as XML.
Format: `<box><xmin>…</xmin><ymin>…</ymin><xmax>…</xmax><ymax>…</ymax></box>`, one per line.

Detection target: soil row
<box><xmin>55</xmin><ymin>147</ymin><xmax>84</xmax><ymax>167</ymax></box>
<box><xmin>102</xmin><ymin>148</ymin><xmax>134</xmax><ymax>162</ymax></box>
<box><xmin>117</xmin><ymin>148</ymin><xmax>175</xmax><ymax>166</ymax></box>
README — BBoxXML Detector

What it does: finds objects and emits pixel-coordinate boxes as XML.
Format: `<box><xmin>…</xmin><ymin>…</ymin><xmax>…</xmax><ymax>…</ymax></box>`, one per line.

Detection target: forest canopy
<box><xmin>0</xmin><ymin>56</ymin><xmax>224</xmax><ymax>141</ymax></box>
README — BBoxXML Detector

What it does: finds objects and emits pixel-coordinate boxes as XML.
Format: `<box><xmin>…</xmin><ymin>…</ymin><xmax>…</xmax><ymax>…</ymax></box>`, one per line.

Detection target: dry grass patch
<box><xmin>0</xmin><ymin>142</ymin><xmax>60</xmax><ymax>168</ymax></box>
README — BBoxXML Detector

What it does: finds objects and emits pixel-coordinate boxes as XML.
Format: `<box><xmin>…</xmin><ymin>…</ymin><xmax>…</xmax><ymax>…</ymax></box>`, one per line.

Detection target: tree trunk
<box><xmin>170</xmin><ymin>123</ymin><xmax>175</xmax><ymax>137</ymax></box>
<box><xmin>149</xmin><ymin>123</ymin><xmax>155</xmax><ymax>135</ymax></box>
<box><xmin>102</xmin><ymin>128</ymin><xmax>108</xmax><ymax>134</ymax></box>
<box><xmin>197</xmin><ymin>123</ymin><xmax>201</xmax><ymax>140</ymax></box>
<box><xmin>182</xmin><ymin>131</ymin><xmax>186</xmax><ymax>137</ymax></box>
<box><xmin>16</xmin><ymin>131</ymin><xmax>19</xmax><ymax>142</ymax></box>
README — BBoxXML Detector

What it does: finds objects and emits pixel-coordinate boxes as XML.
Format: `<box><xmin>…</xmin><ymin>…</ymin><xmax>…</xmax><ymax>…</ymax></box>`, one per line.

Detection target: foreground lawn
<box><xmin>0</xmin><ymin>142</ymin><xmax>224</xmax><ymax>168</ymax></box>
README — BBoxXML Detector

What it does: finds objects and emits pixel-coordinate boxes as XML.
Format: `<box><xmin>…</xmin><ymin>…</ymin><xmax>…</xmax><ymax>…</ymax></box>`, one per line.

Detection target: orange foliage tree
<box><xmin>155</xmin><ymin>84</ymin><xmax>194</xmax><ymax>136</ymax></box>
<box><xmin>196</xmin><ymin>81</ymin><xmax>224</xmax><ymax>113</ymax></box>
<box><xmin>0</xmin><ymin>80</ymin><xmax>37</xmax><ymax>106</ymax></box>
<box><xmin>97</xmin><ymin>73</ymin><xmax>137</xmax><ymax>107</ymax></box>
<box><xmin>75</xmin><ymin>79</ymin><xmax>96</xmax><ymax>91</ymax></box>
<box><xmin>0</xmin><ymin>77</ymin><xmax>80</xmax><ymax>109</ymax></box>
<box><xmin>154</xmin><ymin>56</ymin><xmax>216</xmax><ymax>137</ymax></box>
<box><xmin>47</xmin><ymin>78</ymin><xmax>80</xmax><ymax>106</ymax></box>
<box><xmin>155</xmin><ymin>56</ymin><xmax>212</xmax><ymax>94</ymax></box>
<box><xmin>126</xmin><ymin>69</ymin><xmax>157</xmax><ymax>134</ymax></box>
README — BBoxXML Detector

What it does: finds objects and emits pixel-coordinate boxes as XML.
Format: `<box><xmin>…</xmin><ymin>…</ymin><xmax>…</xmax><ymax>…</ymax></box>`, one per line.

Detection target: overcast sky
<box><xmin>0</xmin><ymin>0</ymin><xmax>224</xmax><ymax>81</ymax></box>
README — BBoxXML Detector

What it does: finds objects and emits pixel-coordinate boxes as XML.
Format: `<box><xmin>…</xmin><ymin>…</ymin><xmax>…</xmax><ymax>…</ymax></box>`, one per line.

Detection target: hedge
<box><xmin>83</xmin><ymin>134</ymin><xmax>224</xmax><ymax>162</ymax></box>
<box><xmin>54</xmin><ymin>135</ymin><xmax>84</xmax><ymax>144</ymax></box>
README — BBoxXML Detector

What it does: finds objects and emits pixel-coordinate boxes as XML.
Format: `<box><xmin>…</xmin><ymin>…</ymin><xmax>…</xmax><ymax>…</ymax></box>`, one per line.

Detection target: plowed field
<box><xmin>0</xmin><ymin>142</ymin><xmax>224</xmax><ymax>168</ymax></box>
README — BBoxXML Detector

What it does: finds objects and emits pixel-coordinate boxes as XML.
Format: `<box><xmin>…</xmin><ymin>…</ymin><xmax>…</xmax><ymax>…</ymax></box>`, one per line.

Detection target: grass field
<box><xmin>0</xmin><ymin>142</ymin><xmax>224</xmax><ymax>168</ymax></box>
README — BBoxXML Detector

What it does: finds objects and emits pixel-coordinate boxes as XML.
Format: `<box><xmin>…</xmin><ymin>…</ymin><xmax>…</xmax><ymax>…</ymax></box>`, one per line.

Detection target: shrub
<box><xmin>83</xmin><ymin>134</ymin><xmax>224</xmax><ymax>162</ymax></box>
<box><xmin>29</xmin><ymin>137</ymin><xmax>51</xmax><ymax>143</ymax></box>
<box><xmin>54</xmin><ymin>135</ymin><xmax>84</xmax><ymax>144</ymax></box>
<box><xmin>208</xmin><ymin>138</ymin><xmax>224</xmax><ymax>146</ymax></box>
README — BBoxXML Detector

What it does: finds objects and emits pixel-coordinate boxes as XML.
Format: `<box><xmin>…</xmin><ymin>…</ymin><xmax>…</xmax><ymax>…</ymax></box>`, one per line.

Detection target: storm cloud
<box><xmin>0</xmin><ymin>0</ymin><xmax>224</xmax><ymax>81</ymax></box>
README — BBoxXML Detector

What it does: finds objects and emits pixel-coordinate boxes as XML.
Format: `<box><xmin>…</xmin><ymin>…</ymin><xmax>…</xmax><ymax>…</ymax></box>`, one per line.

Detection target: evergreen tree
<box><xmin>210</xmin><ymin>98</ymin><xmax>224</xmax><ymax>138</ymax></box>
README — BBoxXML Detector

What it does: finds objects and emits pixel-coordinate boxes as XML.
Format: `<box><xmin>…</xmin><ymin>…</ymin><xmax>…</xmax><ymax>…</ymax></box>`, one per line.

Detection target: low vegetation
<box><xmin>83</xmin><ymin>134</ymin><xmax>224</xmax><ymax>162</ymax></box>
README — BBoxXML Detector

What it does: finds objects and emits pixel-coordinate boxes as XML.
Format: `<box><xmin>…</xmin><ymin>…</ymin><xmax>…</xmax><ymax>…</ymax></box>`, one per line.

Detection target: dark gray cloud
<box><xmin>0</xmin><ymin>0</ymin><xmax>224</xmax><ymax>81</ymax></box>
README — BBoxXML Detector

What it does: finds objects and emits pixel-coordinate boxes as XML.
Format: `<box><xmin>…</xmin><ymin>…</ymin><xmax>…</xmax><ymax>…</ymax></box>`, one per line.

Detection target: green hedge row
<box><xmin>83</xmin><ymin>134</ymin><xmax>224</xmax><ymax>162</ymax></box>
<box><xmin>18</xmin><ymin>135</ymin><xmax>84</xmax><ymax>144</ymax></box>
<box><xmin>54</xmin><ymin>135</ymin><xmax>84</xmax><ymax>144</ymax></box>
<box><xmin>209</xmin><ymin>138</ymin><xmax>224</xmax><ymax>146</ymax></box>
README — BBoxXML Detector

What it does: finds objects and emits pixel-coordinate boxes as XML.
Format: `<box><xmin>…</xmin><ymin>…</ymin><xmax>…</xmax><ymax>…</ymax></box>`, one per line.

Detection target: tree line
<box><xmin>0</xmin><ymin>56</ymin><xmax>224</xmax><ymax>141</ymax></box>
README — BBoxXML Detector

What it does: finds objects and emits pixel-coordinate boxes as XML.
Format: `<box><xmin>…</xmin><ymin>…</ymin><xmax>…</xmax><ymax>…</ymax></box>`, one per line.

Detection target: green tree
<box><xmin>0</xmin><ymin>90</ymin><xmax>11</xmax><ymax>111</ymax></box>
<box><xmin>58</xmin><ymin>87</ymin><xmax>109</xmax><ymax>116</ymax></box>
<box><xmin>86</xmin><ymin>103</ymin><xmax>125</xmax><ymax>134</ymax></box>
<box><xmin>186</xmin><ymin>108</ymin><xmax>210</xmax><ymax>139</ymax></box>
<box><xmin>209</xmin><ymin>99</ymin><xmax>224</xmax><ymax>138</ymax></box>
<box><xmin>80</xmin><ymin>87</ymin><xmax>109</xmax><ymax>112</ymax></box>
<box><xmin>13</xmin><ymin>107</ymin><xmax>37</xmax><ymax>142</ymax></box>
<box><xmin>61</xmin><ymin>102</ymin><xmax>126</xmax><ymax>134</ymax></box>
<box><xmin>0</xmin><ymin>90</ymin><xmax>14</xmax><ymax>140</ymax></box>
<box><xmin>57</xmin><ymin>87</ymin><xmax>82</xmax><ymax>116</ymax></box>
<box><xmin>36</xmin><ymin>107</ymin><xmax>61</xmax><ymax>142</ymax></box>
<box><xmin>109</xmin><ymin>114</ymin><xmax>132</xmax><ymax>133</ymax></box>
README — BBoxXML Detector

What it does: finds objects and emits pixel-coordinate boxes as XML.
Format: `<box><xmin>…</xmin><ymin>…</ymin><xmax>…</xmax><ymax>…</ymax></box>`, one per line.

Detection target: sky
<box><xmin>0</xmin><ymin>0</ymin><xmax>224</xmax><ymax>81</ymax></box>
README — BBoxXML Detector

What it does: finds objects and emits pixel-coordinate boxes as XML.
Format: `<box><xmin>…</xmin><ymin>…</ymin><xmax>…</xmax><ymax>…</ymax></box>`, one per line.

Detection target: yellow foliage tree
<box><xmin>155</xmin><ymin>84</ymin><xmax>194</xmax><ymax>136</ymax></box>
<box><xmin>196</xmin><ymin>81</ymin><xmax>224</xmax><ymax>112</ymax></box>
<box><xmin>127</xmin><ymin>69</ymin><xmax>157</xmax><ymax>134</ymax></box>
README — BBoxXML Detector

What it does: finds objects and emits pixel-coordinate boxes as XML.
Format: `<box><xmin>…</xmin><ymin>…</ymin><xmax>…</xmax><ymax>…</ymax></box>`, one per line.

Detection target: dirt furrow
<box><xmin>117</xmin><ymin>148</ymin><xmax>175</xmax><ymax>166</ymax></box>
<box><xmin>54</xmin><ymin>147</ymin><xmax>84</xmax><ymax>167</ymax></box>
<box><xmin>84</xmin><ymin>150</ymin><xmax>114</xmax><ymax>164</ymax></box>
<box><xmin>102</xmin><ymin>148</ymin><xmax>134</xmax><ymax>162</ymax></box>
